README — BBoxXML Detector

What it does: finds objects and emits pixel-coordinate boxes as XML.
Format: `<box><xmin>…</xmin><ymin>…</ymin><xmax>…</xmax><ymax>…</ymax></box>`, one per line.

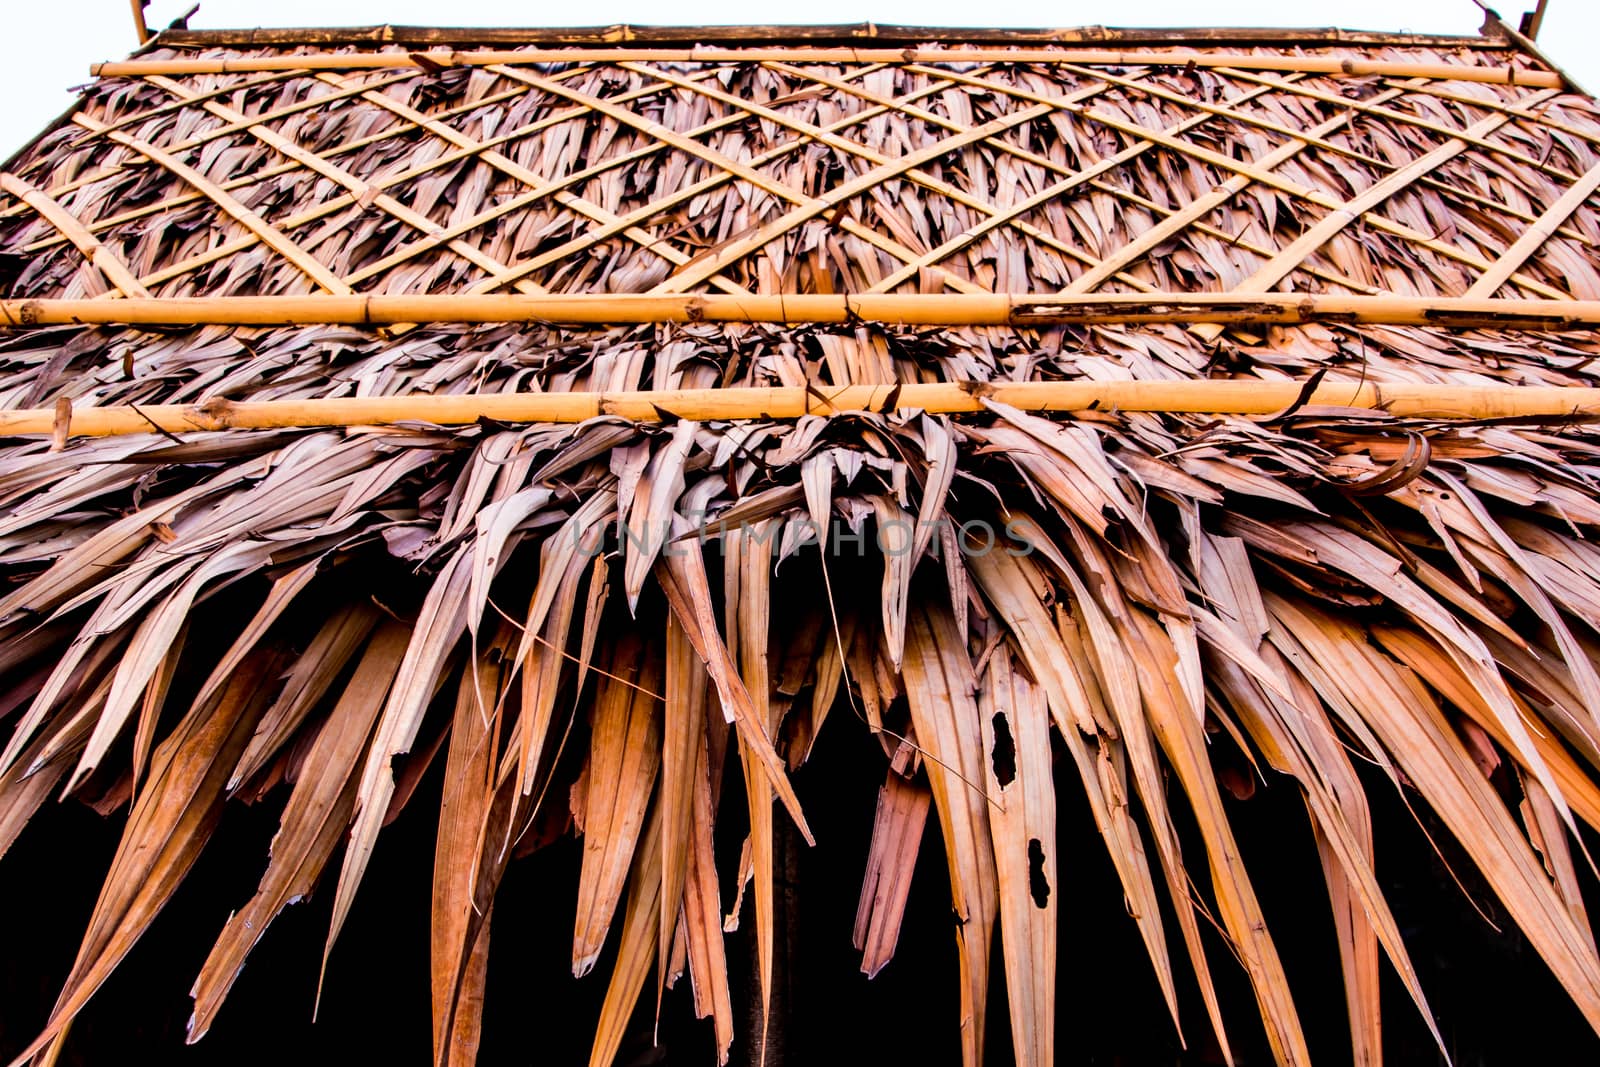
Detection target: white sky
<box><xmin>0</xmin><ymin>1</ymin><xmax>1593</xmax><ymax>160</ymax></box>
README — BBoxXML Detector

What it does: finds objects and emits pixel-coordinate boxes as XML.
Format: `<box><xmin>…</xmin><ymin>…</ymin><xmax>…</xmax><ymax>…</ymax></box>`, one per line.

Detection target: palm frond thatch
<box><xmin>3</xmin><ymin>21</ymin><xmax>1600</xmax><ymax>1065</ymax></box>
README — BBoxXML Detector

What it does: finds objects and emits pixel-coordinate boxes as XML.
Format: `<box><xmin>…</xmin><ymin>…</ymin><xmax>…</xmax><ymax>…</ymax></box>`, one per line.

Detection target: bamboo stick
<box><xmin>1070</xmin><ymin>63</ymin><xmax>1580</xmax><ymax>184</ymax></box>
<box><xmin>477</xmin><ymin>63</ymin><xmax>985</xmax><ymax>296</ymax></box>
<box><xmin>786</xmin><ymin>65</ymin><xmax>1397</xmax><ymax>297</ymax></box>
<box><xmin>1466</xmin><ymin>158</ymin><xmax>1600</xmax><ymax>298</ymax></box>
<box><xmin>1214</xmin><ymin>66</ymin><xmax>1585</xmax><ymax>181</ymax></box>
<box><xmin>127</xmin><ymin>0</ymin><xmax>150</xmax><ymax>45</ymax></box>
<box><xmin>0</xmin><ymin>175</ymin><xmax>151</xmax><ymax>298</ymax></box>
<box><xmin>6</xmin><ymin>70</ymin><xmax>421</xmax><ymax>230</ymax></box>
<box><xmin>769</xmin><ymin>58</ymin><xmax>1277</xmax><ymax>296</ymax></box>
<box><xmin>911</xmin><ymin>63</ymin><xmax>1574</xmax><ymax>301</ymax></box>
<box><xmin>2</xmin><ymin>293</ymin><xmax>1600</xmax><ymax>330</ymax></box>
<box><xmin>646</xmin><ymin>101</ymin><xmax>1051</xmax><ymax>295</ymax></box>
<box><xmin>88</xmin><ymin>49</ymin><xmax>1565</xmax><ymax>88</ymax></box>
<box><xmin>1062</xmin><ymin>85</ymin><xmax>1412</xmax><ymax>295</ymax></box>
<box><xmin>80</xmin><ymin>120</ymin><xmax>352</xmax><ymax>296</ymax></box>
<box><xmin>1524</xmin><ymin>0</ymin><xmax>1552</xmax><ymax>39</ymax></box>
<box><xmin>11</xmin><ymin>381</ymin><xmax>1600</xmax><ymax>439</ymax></box>
<box><xmin>311</xmin><ymin>73</ymin><xmax>759</xmax><ymax>299</ymax></box>
<box><xmin>1084</xmin><ymin>179</ymin><xmax>1385</xmax><ymax>297</ymax></box>
<box><xmin>1227</xmin><ymin>108</ymin><xmax>1520</xmax><ymax>296</ymax></box>
<box><xmin>43</xmin><ymin>70</ymin><xmax>684</xmax><ymax>285</ymax></box>
<box><xmin>141</xmin><ymin>75</ymin><xmax>550</xmax><ymax>296</ymax></box>
<box><xmin>594</xmin><ymin>59</ymin><xmax>1112</xmax><ymax>297</ymax></box>
<box><xmin>1470</xmin><ymin>0</ymin><xmax>1584</xmax><ymax>93</ymax></box>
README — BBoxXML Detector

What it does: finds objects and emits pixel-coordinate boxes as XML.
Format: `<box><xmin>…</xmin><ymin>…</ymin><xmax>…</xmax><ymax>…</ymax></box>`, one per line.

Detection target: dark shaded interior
<box><xmin>3</xmin><ymin>678</ymin><xmax>1597</xmax><ymax>1066</ymax></box>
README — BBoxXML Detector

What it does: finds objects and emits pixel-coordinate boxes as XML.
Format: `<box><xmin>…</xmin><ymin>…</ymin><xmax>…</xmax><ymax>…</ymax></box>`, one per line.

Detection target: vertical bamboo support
<box><xmin>128</xmin><ymin>0</ymin><xmax>151</xmax><ymax>44</ymax></box>
<box><xmin>1523</xmin><ymin>0</ymin><xmax>1552</xmax><ymax>39</ymax></box>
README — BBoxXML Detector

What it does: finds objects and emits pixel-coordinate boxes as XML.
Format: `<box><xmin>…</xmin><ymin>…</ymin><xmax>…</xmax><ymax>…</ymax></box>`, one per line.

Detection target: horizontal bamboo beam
<box><xmin>9</xmin><ymin>381</ymin><xmax>1600</xmax><ymax>439</ymax></box>
<box><xmin>3</xmin><ymin>293</ymin><xmax>1600</xmax><ymax>330</ymax></box>
<box><xmin>152</xmin><ymin>24</ymin><xmax>1510</xmax><ymax>51</ymax></box>
<box><xmin>88</xmin><ymin>49</ymin><xmax>1564</xmax><ymax>88</ymax></box>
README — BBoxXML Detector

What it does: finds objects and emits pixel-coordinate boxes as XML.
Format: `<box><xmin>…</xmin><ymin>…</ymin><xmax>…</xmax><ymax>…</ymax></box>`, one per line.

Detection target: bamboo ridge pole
<box><xmin>5</xmin><ymin>293</ymin><xmax>1600</xmax><ymax>330</ymax></box>
<box><xmin>87</xmin><ymin>49</ymin><xmax>1565</xmax><ymax>88</ymax></box>
<box><xmin>150</xmin><ymin>25</ymin><xmax>1514</xmax><ymax>50</ymax></box>
<box><xmin>10</xmin><ymin>381</ymin><xmax>1600</xmax><ymax>439</ymax></box>
<box><xmin>1471</xmin><ymin>0</ymin><xmax>1583</xmax><ymax>93</ymax></box>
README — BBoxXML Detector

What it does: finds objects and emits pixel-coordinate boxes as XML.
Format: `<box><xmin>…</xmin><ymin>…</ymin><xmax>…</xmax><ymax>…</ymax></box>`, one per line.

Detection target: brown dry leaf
<box><xmin>1269</xmin><ymin>593</ymin><xmax>1600</xmax><ymax>1035</ymax></box>
<box><xmin>681</xmin><ymin>715</ymin><xmax>734</xmax><ymax>1063</ymax></box>
<box><xmin>975</xmin><ymin>644</ymin><xmax>1055</xmax><ymax>1067</ymax></box>
<box><xmin>1201</xmin><ymin>637</ymin><xmax>1441</xmax><ymax>1061</ymax></box>
<box><xmin>1521</xmin><ymin>772</ymin><xmax>1596</xmax><ymax>957</ymax></box>
<box><xmin>966</xmin><ymin>543</ymin><xmax>1186</xmax><ymax>1039</ymax></box>
<box><xmin>588</xmin><ymin>790</ymin><xmax>664</xmax><ymax>1067</ymax></box>
<box><xmin>0</xmin><ymin>719</ymin><xmax>79</xmax><ymax>861</ymax></box>
<box><xmin>72</xmin><ymin>543</ymin><xmax>281</xmax><ymax>793</ymax></box>
<box><xmin>573</xmin><ymin>632</ymin><xmax>663</xmax><ymax>977</ymax></box>
<box><xmin>511</xmin><ymin>507</ymin><xmax>605</xmax><ymax>797</ymax></box>
<box><xmin>658</xmin><ymin>610</ymin><xmax>708</xmax><ymax>1013</ymax></box>
<box><xmin>902</xmin><ymin>600</ymin><xmax>997</xmax><ymax>1067</ymax></box>
<box><xmin>229</xmin><ymin>602</ymin><xmax>381</xmax><ymax>792</ymax></box>
<box><xmin>853</xmin><ymin>766</ymin><xmax>932</xmax><ymax>977</ymax></box>
<box><xmin>1124</xmin><ymin>607</ymin><xmax>1311</xmax><ymax>1066</ymax></box>
<box><xmin>189</xmin><ymin>621</ymin><xmax>410</xmax><ymax>1041</ymax></box>
<box><xmin>323</xmin><ymin>542</ymin><xmax>474</xmax><ymax>990</ymax></box>
<box><xmin>13</xmin><ymin>649</ymin><xmax>280</xmax><ymax>1062</ymax></box>
<box><xmin>872</xmin><ymin>495</ymin><xmax>915</xmax><ymax>670</ymax></box>
<box><xmin>654</xmin><ymin>542</ymin><xmax>813</xmax><ymax>845</ymax></box>
<box><xmin>724</xmin><ymin>522</ymin><xmax>779</xmax><ymax>1044</ymax></box>
<box><xmin>430</xmin><ymin>623</ymin><xmax>515</xmax><ymax>1065</ymax></box>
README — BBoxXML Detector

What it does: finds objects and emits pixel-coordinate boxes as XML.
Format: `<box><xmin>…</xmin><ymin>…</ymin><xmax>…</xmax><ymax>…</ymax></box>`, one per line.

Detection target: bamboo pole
<box><xmin>81</xmin><ymin>120</ymin><xmax>352</xmax><ymax>296</ymax></box>
<box><xmin>916</xmin><ymin>63</ymin><xmax>1574</xmax><ymax>301</ymax></box>
<box><xmin>1524</xmin><ymin>0</ymin><xmax>1551</xmax><ymax>39</ymax></box>
<box><xmin>1467</xmin><ymin>157</ymin><xmax>1600</xmax><ymax>298</ymax></box>
<box><xmin>127</xmin><ymin>0</ymin><xmax>150</xmax><ymax>45</ymax></box>
<box><xmin>149</xmin><ymin>24</ymin><xmax>1512</xmax><ymax>51</ymax></box>
<box><xmin>10</xmin><ymin>381</ymin><xmax>1600</xmax><ymax>439</ymax></box>
<box><xmin>0</xmin><ymin>175</ymin><xmax>150</xmax><ymax>298</ymax></box>
<box><xmin>141</xmin><ymin>75</ymin><xmax>551</xmax><ymax>295</ymax></box>
<box><xmin>3</xmin><ymin>293</ymin><xmax>1600</xmax><ymax>330</ymax></box>
<box><xmin>1061</xmin><ymin>84</ymin><xmax>1412</xmax><ymax>295</ymax></box>
<box><xmin>87</xmin><ymin>49</ymin><xmax>1565</xmax><ymax>88</ymax></box>
<box><xmin>1220</xmin><ymin>108</ymin><xmax>1522</xmax><ymax>300</ymax></box>
<box><xmin>1471</xmin><ymin>0</ymin><xmax>1584</xmax><ymax>93</ymax></box>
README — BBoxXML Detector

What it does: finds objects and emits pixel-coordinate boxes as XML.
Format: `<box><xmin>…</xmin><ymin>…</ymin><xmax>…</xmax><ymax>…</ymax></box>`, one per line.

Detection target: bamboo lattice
<box><xmin>1</xmin><ymin>34</ymin><xmax>1596</xmax><ymax>313</ymax></box>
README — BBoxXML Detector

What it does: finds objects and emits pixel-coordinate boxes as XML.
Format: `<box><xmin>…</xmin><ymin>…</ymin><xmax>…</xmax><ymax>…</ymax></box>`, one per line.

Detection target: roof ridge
<box><xmin>149</xmin><ymin>22</ymin><xmax>1511</xmax><ymax>51</ymax></box>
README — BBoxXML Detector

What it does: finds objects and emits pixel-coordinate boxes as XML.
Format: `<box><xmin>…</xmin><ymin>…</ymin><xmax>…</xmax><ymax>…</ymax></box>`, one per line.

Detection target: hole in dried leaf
<box><xmin>1028</xmin><ymin>838</ymin><xmax>1050</xmax><ymax>909</ymax></box>
<box><xmin>990</xmin><ymin>711</ymin><xmax>1016</xmax><ymax>787</ymax></box>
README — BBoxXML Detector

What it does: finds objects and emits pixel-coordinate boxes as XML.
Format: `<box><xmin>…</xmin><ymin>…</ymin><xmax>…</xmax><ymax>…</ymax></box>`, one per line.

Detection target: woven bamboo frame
<box><xmin>2</xmin><ymin>49</ymin><xmax>1583</xmax><ymax>313</ymax></box>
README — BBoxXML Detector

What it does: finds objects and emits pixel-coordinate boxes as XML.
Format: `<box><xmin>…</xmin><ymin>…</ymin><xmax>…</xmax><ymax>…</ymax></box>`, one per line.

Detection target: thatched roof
<box><xmin>3</xmin><ymin>20</ymin><xmax>1600</xmax><ymax>1065</ymax></box>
